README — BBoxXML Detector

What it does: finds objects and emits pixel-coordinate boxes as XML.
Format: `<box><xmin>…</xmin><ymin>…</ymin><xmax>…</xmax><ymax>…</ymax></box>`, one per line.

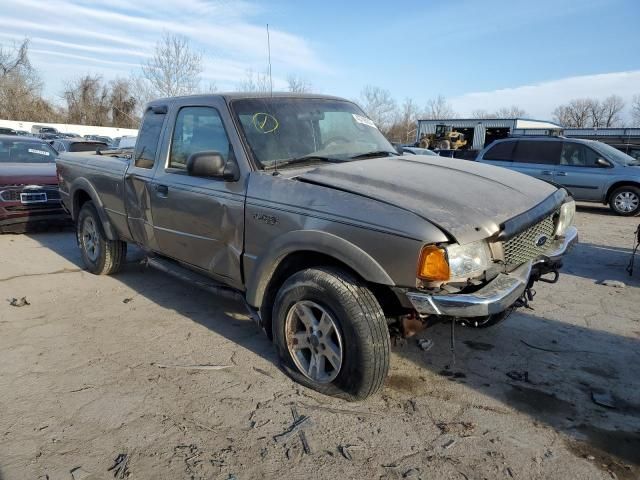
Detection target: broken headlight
<box><xmin>555</xmin><ymin>199</ymin><xmax>576</xmax><ymax>237</ymax></box>
<box><xmin>445</xmin><ymin>240</ymin><xmax>492</xmax><ymax>280</ymax></box>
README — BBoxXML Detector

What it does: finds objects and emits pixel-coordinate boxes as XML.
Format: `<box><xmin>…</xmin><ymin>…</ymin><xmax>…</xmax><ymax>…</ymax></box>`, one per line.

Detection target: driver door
<box><xmin>149</xmin><ymin>102</ymin><xmax>245</xmax><ymax>288</ymax></box>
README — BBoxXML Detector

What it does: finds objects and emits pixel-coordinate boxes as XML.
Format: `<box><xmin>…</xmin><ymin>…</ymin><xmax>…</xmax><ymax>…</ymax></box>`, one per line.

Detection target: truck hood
<box><xmin>0</xmin><ymin>162</ymin><xmax>58</xmax><ymax>186</ymax></box>
<box><xmin>298</xmin><ymin>155</ymin><xmax>559</xmax><ymax>244</ymax></box>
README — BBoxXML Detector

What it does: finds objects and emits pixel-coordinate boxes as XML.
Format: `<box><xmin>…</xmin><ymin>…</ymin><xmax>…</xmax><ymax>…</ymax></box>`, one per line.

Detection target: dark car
<box><xmin>0</xmin><ymin>127</ymin><xmax>17</xmax><ymax>135</ymax></box>
<box><xmin>84</xmin><ymin>135</ymin><xmax>113</xmax><ymax>145</ymax></box>
<box><xmin>50</xmin><ymin>139</ymin><xmax>108</xmax><ymax>153</ymax></box>
<box><xmin>0</xmin><ymin>135</ymin><xmax>69</xmax><ymax>232</ymax></box>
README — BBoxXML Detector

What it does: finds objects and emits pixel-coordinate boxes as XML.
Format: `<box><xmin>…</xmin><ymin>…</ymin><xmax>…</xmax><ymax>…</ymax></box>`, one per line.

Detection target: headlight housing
<box><xmin>555</xmin><ymin>199</ymin><xmax>576</xmax><ymax>237</ymax></box>
<box><xmin>417</xmin><ymin>240</ymin><xmax>492</xmax><ymax>282</ymax></box>
<box><xmin>446</xmin><ymin>240</ymin><xmax>492</xmax><ymax>280</ymax></box>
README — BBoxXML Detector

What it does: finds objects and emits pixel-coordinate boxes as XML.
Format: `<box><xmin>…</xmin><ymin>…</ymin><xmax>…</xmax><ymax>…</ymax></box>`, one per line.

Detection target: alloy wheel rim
<box><xmin>82</xmin><ymin>217</ymin><xmax>99</xmax><ymax>262</ymax></box>
<box><xmin>614</xmin><ymin>191</ymin><xmax>639</xmax><ymax>213</ymax></box>
<box><xmin>284</xmin><ymin>300</ymin><xmax>343</xmax><ymax>384</ymax></box>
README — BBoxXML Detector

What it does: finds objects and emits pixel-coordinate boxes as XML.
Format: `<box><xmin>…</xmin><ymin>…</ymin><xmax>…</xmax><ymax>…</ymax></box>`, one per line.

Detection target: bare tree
<box><xmin>552</xmin><ymin>99</ymin><xmax>592</xmax><ymax>127</ymax></box>
<box><xmin>0</xmin><ymin>38</ymin><xmax>60</xmax><ymax>122</ymax></box>
<box><xmin>598</xmin><ymin>95</ymin><xmax>624</xmax><ymax>127</ymax></box>
<box><xmin>471</xmin><ymin>109</ymin><xmax>493</xmax><ymax>119</ymax></box>
<box><xmin>471</xmin><ymin>106</ymin><xmax>528</xmax><ymax>119</ymax></box>
<box><xmin>387</xmin><ymin>98</ymin><xmax>419</xmax><ymax>143</ymax></box>
<box><xmin>422</xmin><ymin>95</ymin><xmax>455</xmax><ymax>120</ymax></box>
<box><xmin>141</xmin><ymin>33</ymin><xmax>203</xmax><ymax>98</ymax></box>
<box><xmin>63</xmin><ymin>75</ymin><xmax>111</xmax><ymax>125</ymax></box>
<box><xmin>553</xmin><ymin>97</ymin><xmax>624</xmax><ymax>128</ymax></box>
<box><xmin>358</xmin><ymin>85</ymin><xmax>397</xmax><ymax>132</ymax></box>
<box><xmin>109</xmin><ymin>78</ymin><xmax>138</xmax><ymax>128</ymax></box>
<box><xmin>632</xmin><ymin>95</ymin><xmax>640</xmax><ymax>127</ymax></box>
<box><xmin>236</xmin><ymin>69</ymin><xmax>270</xmax><ymax>93</ymax></box>
<box><xmin>286</xmin><ymin>74</ymin><xmax>312</xmax><ymax>93</ymax></box>
<box><xmin>494</xmin><ymin>106</ymin><xmax>528</xmax><ymax>118</ymax></box>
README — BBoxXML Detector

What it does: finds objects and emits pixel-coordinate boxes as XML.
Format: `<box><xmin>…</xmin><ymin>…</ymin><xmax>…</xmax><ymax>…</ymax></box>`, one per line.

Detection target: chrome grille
<box><xmin>503</xmin><ymin>214</ymin><xmax>557</xmax><ymax>266</ymax></box>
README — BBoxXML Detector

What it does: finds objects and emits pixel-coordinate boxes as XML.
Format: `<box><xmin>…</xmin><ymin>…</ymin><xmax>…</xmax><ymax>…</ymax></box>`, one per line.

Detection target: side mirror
<box><xmin>186</xmin><ymin>151</ymin><xmax>239</xmax><ymax>181</ymax></box>
<box><xmin>596</xmin><ymin>157</ymin><xmax>612</xmax><ymax>168</ymax></box>
<box><xmin>187</xmin><ymin>151</ymin><xmax>225</xmax><ymax>177</ymax></box>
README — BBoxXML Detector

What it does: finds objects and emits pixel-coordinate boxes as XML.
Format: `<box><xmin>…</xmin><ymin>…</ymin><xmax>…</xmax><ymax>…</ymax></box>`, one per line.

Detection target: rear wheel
<box><xmin>609</xmin><ymin>186</ymin><xmax>640</xmax><ymax>216</ymax></box>
<box><xmin>77</xmin><ymin>201</ymin><xmax>126</xmax><ymax>275</ymax></box>
<box><xmin>272</xmin><ymin>268</ymin><xmax>390</xmax><ymax>401</ymax></box>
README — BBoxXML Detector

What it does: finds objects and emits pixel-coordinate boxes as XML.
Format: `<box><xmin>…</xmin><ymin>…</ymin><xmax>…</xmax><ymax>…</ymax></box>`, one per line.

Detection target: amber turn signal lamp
<box><xmin>417</xmin><ymin>245</ymin><xmax>450</xmax><ymax>281</ymax></box>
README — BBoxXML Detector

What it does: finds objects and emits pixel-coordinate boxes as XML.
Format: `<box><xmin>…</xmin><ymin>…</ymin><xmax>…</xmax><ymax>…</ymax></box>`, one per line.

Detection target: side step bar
<box><xmin>144</xmin><ymin>256</ymin><xmax>261</xmax><ymax>325</ymax></box>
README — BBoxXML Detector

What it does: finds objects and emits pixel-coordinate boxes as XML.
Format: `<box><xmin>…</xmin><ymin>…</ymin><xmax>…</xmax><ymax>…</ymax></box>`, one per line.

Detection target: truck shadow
<box><xmin>392</xmin><ymin>310</ymin><xmax>640</xmax><ymax>471</ymax></box>
<box><xmin>26</xmin><ymin>231</ymin><xmax>640</xmax><ymax>472</ymax></box>
<box><xmin>563</xmin><ymin>241</ymin><xmax>640</xmax><ymax>287</ymax></box>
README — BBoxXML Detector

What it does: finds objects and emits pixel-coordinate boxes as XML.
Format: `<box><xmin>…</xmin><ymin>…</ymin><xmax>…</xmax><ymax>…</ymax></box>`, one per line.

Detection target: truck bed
<box><xmin>57</xmin><ymin>151</ymin><xmax>131</xmax><ymax>239</ymax></box>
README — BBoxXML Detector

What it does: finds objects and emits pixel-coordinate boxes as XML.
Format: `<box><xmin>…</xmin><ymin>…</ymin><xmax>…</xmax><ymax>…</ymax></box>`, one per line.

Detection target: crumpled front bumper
<box><xmin>406</xmin><ymin>226</ymin><xmax>578</xmax><ymax>318</ymax></box>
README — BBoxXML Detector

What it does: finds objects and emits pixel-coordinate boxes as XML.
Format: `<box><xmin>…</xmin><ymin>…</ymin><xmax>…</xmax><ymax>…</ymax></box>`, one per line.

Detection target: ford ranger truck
<box><xmin>56</xmin><ymin>94</ymin><xmax>578</xmax><ymax>400</ymax></box>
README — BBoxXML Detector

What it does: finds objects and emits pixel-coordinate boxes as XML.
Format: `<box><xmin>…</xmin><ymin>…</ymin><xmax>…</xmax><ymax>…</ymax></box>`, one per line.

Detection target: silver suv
<box><xmin>477</xmin><ymin>137</ymin><xmax>640</xmax><ymax>216</ymax></box>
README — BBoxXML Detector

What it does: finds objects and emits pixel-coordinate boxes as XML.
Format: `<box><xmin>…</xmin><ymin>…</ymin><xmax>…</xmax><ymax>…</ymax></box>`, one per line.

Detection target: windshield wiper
<box><xmin>349</xmin><ymin>150</ymin><xmax>398</xmax><ymax>159</ymax></box>
<box><xmin>264</xmin><ymin>155</ymin><xmax>343</xmax><ymax>170</ymax></box>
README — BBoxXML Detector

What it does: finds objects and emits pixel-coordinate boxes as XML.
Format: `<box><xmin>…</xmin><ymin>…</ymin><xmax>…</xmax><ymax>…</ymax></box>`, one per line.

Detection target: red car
<box><xmin>0</xmin><ymin>135</ymin><xmax>69</xmax><ymax>232</ymax></box>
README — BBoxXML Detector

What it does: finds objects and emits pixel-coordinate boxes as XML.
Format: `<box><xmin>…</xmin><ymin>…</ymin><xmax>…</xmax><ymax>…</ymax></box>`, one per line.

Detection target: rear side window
<box><xmin>134</xmin><ymin>109</ymin><xmax>166</xmax><ymax>169</ymax></box>
<box><xmin>512</xmin><ymin>140</ymin><xmax>561</xmax><ymax>165</ymax></box>
<box><xmin>483</xmin><ymin>141</ymin><xmax>515</xmax><ymax>161</ymax></box>
<box><xmin>169</xmin><ymin>106</ymin><xmax>230</xmax><ymax>170</ymax></box>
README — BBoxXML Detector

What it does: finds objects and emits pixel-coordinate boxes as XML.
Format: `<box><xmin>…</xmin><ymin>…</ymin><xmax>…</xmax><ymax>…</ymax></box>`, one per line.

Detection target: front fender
<box><xmin>70</xmin><ymin>178</ymin><xmax>118</xmax><ymax>240</ymax></box>
<box><xmin>245</xmin><ymin>229</ymin><xmax>395</xmax><ymax>308</ymax></box>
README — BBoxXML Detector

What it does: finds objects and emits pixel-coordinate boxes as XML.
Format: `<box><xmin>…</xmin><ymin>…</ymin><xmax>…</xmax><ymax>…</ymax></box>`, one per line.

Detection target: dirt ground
<box><xmin>1</xmin><ymin>204</ymin><xmax>639</xmax><ymax>480</ymax></box>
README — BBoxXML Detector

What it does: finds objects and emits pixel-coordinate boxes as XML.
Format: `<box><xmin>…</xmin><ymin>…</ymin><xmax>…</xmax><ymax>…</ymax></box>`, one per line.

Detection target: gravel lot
<box><xmin>1</xmin><ymin>204</ymin><xmax>639</xmax><ymax>480</ymax></box>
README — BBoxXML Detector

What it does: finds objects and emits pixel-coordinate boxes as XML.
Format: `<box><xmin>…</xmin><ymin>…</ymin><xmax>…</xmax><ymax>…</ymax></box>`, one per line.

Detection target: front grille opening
<box><xmin>502</xmin><ymin>213</ymin><xmax>557</xmax><ymax>266</ymax></box>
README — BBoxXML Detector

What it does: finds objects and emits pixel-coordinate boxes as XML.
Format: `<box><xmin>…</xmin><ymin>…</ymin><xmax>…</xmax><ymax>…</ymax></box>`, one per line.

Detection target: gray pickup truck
<box><xmin>56</xmin><ymin>93</ymin><xmax>578</xmax><ymax>400</ymax></box>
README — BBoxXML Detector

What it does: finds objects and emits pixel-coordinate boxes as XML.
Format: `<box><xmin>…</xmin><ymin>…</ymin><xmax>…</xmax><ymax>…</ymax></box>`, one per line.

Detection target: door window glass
<box><xmin>134</xmin><ymin>109</ymin><xmax>165</xmax><ymax>169</ymax></box>
<box><xmin>561</xmin><ymin>142</ymin><xmax>601</xmax><ymax>167</ymax></box>
<box><xmin>513</xmin><ymin>140</ymin><xmax>561</xmax><ymax>165</ymax></box>
<box><xmin>169</xmin><ymin>107</ymin><xmax>230</xmax><ymax>170</ymax></box>
<box><xmin>483</xmin><ymin>141</ymin><xmax>515</xmax><ymax>161</ymax></box>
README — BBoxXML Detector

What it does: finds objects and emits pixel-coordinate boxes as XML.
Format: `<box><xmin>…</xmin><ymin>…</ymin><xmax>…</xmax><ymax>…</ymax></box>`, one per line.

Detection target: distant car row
<box><xmin>0</xmin><ymin>126</ymin><xmax>137</xmax><ymax>150</ymax></box>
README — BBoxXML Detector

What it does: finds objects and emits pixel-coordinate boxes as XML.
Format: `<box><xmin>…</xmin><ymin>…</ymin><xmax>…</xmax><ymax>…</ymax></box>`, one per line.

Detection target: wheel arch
<box><xmin>605</xmin><ymin>181</ymin><xmax>640</xmax><ymax>203</ymax></box>
<box><xmin>245</xmin><ymin>231</ymin><xmax>398</xmax><ymax>338</ymax></box>
<box><xmin>70</xmin><ymin>179</ymin><xmax>118</xmax><ymax>240</ymax></box>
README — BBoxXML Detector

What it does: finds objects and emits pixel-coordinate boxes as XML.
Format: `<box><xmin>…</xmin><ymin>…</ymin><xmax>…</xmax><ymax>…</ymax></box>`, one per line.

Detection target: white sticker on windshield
<box><xmin>352</xmin><ymin>114</ymin><xmax>378</xmax><ymax>129</ymax></box>
<box><xmin>28</xmin><ymin>148</ymin><xmax>50</xmax><ymax>156</ymax></box>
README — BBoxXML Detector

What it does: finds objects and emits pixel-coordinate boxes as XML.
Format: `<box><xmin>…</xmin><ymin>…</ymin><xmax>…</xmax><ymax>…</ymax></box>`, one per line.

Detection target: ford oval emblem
<box><xmin>535</xmin><ymin>235</ymin><xmax>548</xmax><ymax>247</ymax></box>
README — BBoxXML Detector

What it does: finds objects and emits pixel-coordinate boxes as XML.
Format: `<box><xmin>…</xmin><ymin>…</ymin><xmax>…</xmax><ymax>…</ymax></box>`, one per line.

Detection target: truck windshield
<box><xmin>231</xmin><ymin>98</ymin><xmax>397</xmax><ymax>169</ymax></box>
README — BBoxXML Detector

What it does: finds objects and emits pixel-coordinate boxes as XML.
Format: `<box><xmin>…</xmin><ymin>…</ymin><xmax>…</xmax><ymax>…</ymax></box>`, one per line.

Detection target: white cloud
<box><xmin>0</xmin><ymin>0</ymin><xmax>328</xmax><ymax>97</ymax></box>
<box><xmin>450</xmin><ymin>71</ymin><xmax>640</xmax><ymax>121</ymax></box>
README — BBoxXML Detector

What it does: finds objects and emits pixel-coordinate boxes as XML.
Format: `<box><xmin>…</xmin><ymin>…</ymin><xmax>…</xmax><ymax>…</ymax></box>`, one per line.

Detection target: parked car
<box><xmin>14</xmin><ymin>130</ymin><xmax>31</xmax><ymax>136</ymax></box>
<box><xmin>50</xmin><ymin>139</ymin><xmax>108</xmax><ymax>153</ymax></box>
<box><xmin>0</xmin><ymin>135</ymin><xmax>68</xmax><ymax>232</ymax></box>
<box><xmin>477</xmin><ymin>136</ymin><xmax>640</xmax><ymax>216</ymax></box>
<box><xmin>401</xmin><ymin>146</ymin><xmax>438</xmax><ymax>156</ymax></box>
<box><xmin>57</xmin><ymin>94</ymin><xmax>577</xmax><ymax>400</ymax></box>
<box><xmin>84</xmin><ymin>135</ymin><xmax>113</xmax><ymax>145</ymax></box>
<box><xmin>31</xmin><ymin>125</ymin><xmax>59</xmax><ymax>135</ymax></box>
<box><xmin>0</xmin><ymin>127</ymin><xmax>17</xmax><ymax>135</ymax></box>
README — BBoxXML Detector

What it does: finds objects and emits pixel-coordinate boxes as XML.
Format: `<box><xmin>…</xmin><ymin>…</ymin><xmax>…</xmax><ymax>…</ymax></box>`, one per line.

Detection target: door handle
<box><xmin>540</xmin><ymin>170</ymin><xmax>553</xmax><ymax>175</ymax></box>
<box><xmin>155</xmin><ymin>184</ymin><xmax>169</xmax><ymax>196</ymax></box>
<box><xmin>556</xmin><ymin>171</ymin><xmax>567</xmax><ymax>176</ymax></box>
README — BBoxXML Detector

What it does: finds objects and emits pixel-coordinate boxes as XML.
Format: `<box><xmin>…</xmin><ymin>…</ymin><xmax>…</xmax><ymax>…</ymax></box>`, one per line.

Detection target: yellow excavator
<box><xmin>419</xmin><ymin>124</ymin><xmax>467</xmax><ymax>150</ymax></box>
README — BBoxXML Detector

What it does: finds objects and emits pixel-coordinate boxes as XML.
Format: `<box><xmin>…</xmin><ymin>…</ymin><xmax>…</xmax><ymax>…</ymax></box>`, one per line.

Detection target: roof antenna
<box><xmin>267</xmin><ymin>23</ymin><xmax>273</xmax><ymax>97</ymax></box>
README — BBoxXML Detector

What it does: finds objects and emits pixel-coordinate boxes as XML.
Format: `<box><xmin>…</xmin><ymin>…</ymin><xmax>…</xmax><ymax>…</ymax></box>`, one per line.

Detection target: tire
<box><xmin>76</xmin><ymin>201</ymin><xmax>127</xmax><ymax>275</ymax></box>
<box><xmin>609</xmin><ymin>186</ymin><xmax>640</xmax><ymax>216</ymax></box>
<box><xmin>438</xmin><ymin>139</ymin><xmax>450</xmax><ymax>150</ymax></box>
<box><xmin>272</xmin><ymin>268</ymin><xmax>390</xmax><ymax>401</ymax></box>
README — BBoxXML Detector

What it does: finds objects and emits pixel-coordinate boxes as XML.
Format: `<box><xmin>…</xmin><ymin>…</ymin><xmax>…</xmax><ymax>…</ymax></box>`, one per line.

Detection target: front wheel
<box><xmin>609</xmin><ymin>186</ymin><xmax>640</xmax><ymax>216</ymax></box>
<box><xmin>77</xmin><ymin>201</ymin><xmax>127</xmax><ymax>275</ymax></box>
<box><xmin>272</xmin><ymin>268</ymin><xmax>390</xmax><ymax>401</ymax></box>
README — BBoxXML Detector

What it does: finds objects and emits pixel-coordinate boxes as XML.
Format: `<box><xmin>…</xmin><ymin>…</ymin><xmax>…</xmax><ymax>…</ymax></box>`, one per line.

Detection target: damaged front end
<box><xmin>401</xmin><ymin>194</ymin><xmax>578</xmax><ymax>334</ymax></box>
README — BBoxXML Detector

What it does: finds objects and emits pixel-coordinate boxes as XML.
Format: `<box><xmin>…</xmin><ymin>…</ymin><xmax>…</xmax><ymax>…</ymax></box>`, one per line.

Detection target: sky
<box><xmin>2</xmin><ymin>0</ymin><xmax>639</xmax><ymax>121</ymax></box>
